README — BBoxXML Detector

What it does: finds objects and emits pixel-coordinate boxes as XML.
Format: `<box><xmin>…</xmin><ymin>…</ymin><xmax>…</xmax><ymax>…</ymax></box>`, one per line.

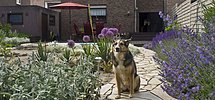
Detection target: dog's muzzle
<box><xmin>115</xmin><ymin>48</ymin><xmax>120</xmax><ymax>52</ymax></box>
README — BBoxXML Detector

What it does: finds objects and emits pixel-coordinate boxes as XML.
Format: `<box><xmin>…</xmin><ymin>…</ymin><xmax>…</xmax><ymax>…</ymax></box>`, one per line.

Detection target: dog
<box><xmin>111</xmin><ymin>39</ymin><xmax>140</xmax><ymax>99</ymax></box>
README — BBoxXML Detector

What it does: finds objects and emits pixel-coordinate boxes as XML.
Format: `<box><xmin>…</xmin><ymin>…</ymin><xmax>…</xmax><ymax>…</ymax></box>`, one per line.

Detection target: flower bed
<box><xmin>0</xmin><ymin>26</ymin><xmax>141</xmax><ymax>99</ymax></box>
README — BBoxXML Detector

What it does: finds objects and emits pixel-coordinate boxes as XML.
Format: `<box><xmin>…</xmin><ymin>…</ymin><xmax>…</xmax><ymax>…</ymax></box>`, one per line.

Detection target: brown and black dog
<box><xmin>111</xmin><ymin>39</ymin><xmax>140</xmax><ymax>99</ymax></box>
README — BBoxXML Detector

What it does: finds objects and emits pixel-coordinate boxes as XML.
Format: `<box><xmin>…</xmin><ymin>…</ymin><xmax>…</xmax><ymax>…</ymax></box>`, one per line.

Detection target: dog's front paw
<box><xmin>129</xmin><ymin>94</ymin><xmax>133</xmax><ymax>98</ymax></box>
<box><xmin>115</xmin><ymin>95</ymin><xmax>121</xmax><ymax>99</ymax></box>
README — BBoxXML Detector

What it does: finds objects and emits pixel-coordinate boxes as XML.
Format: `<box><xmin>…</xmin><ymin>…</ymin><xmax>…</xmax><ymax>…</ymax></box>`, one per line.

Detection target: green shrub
<box><xmin>35</xmin><ymin>42</ymin><xmax>48</xmax><ymax>61</ymax></box>
<box><xmin>203</xmin><ymin>0</ymin><xmax>215</xmax><ymax>22</ymax></box>
<box><xmin>0</xmin><ymin>51</ymin><xmax>101</xmax><ymax>100</ymax></box>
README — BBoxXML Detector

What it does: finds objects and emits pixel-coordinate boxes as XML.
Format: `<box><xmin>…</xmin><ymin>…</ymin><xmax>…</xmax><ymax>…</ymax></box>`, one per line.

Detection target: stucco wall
<box><xmin>0</xmin><ymin>6</ymin><xmax>59</xmax><ymax>41</ymax></box>
<box><xmin>0</xmin><ymin>6</ymin><xmax>40</xmax><ymax>37</ymax></box>
<box><xmin>0</xmin><ymin>0</ymin><xmax>16</xmax><ymax>6</ymax></box>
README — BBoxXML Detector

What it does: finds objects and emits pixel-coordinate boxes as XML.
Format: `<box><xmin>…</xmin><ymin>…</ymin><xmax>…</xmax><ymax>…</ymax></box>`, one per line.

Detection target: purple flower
<box><xmin>101</xmin><ymin>28</ymin><xmax>108</xmax><ymax>35</ymax></box>
<box><xmin>159</xmin><ymin>11</ymin><xmax>163</xmax><ymax>18</ymax></box>
<box><xmin>165</xmin><ymin>15</ymin><xmax>170</xmax><ymax>21</ymax></box>
<box><xmin>98</xmin><ymin>33</ymin><xmax>104</xmax><ymax>39</ymax></box>
<box><xmin>196</xmin><ymin>46</ymin><xmax>202</xmax><ymax>54</ymax></box>
<box><xmin>191</xmin><ymin>85</ymin><xmax>200</xmax><ymax>93</ymax></box>
<box><xmin>211</xmin><ymin>91</ymin><xmax>215</xmax><ymax>97</ymax></box>
<box><xmin>108</xmin><ymin>28</ymin><xmax>119</xmax><ymax>35</ymax></box>
<box><xmin>185</xmin><ymin>92</ymin><xmax>191</xmax><ymax>100</ymax></box>
<box><xmin>105</xmin><ymin>30</ymin><xmax>114</xmax><ymax>38</ymax></box>
<box><xmin>67</xmin><ymin>40</ymin><xmax>75</xmax><ymax>48</ymax></box>
<box><xmin>83</xmin><ymin>35</ymin><xmax>90</xmax><ymax>42</ymax></box>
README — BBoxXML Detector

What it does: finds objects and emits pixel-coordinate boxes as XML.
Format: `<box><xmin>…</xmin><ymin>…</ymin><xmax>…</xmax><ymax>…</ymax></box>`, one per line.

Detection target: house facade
<box><xmin>0</xmin><ymin>0</ymin><xmax>61</xmax><ymax>7</ymax></box>
<box><xmin>0</xmin><ymin>0</ymin><xmax>184</xmax><ymax>41</ymax></box>
<box><xmin>60</xmin><ymin>0</ymin><xmax>165</xmax><ymax>40</ymax></box>
<box><xmin>0</xmin><ymin>0</ymin><xmax>60</xmax><ymax>42</ymax></box>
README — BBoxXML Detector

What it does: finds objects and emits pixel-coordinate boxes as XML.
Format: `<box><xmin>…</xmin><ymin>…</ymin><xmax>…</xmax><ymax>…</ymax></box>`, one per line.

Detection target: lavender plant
<box><xmin>159</xmin><ymin>11</ymin><xmax>180</xmax><ymax>31</ymax></box>
<box><xmin>153</xmin><ymin>12</ymin><xmax>215</xmax><ymax>99</ymax></box>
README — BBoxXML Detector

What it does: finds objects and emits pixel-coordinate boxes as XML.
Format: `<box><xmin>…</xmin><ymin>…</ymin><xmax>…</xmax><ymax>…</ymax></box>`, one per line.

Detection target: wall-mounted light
<box><xmin>127</xmin><ymin>11</ymin><xmax>130</xmax><ymax>15</ymax></box>
<box><xmin>135</xmin><ymin>7</ymin><xmax>138</xmax><ymax>10</ymax></box>
<box><xmin>125</xmin><ymin>11</ymin><xmax>130</xmax><ymax>16</ymax></box>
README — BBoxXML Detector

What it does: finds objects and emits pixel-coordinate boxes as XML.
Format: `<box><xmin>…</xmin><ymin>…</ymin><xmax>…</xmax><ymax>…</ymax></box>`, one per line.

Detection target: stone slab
<box><xmin>100</xmin><ymin>84</ymin><xmax>115</xmax><ymax>95</ymax></box>
<box><xmin>151</xmin><ymin>86</ymin><xmax>177</xmax><ymax>100</ymax></box>
<box><xmin>148</xmin><ymin>78</ymin><xmax>162</xmax><ymax>85</ymax></box>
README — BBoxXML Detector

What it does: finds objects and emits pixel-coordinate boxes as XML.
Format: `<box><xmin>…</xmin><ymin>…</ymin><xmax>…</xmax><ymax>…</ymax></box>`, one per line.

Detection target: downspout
<box><xmin>134</xmin><ymin>0</ymin><xmax>137</xmax><ymax>32</ymax></box>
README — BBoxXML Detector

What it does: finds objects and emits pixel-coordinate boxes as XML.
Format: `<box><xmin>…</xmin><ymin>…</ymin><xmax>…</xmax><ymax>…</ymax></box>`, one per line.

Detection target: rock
<box><xmin>133</xmin><ymin>91</ymin><xmax>162</xmax><ymax>100</ymax></box>
<box><xmin>140</xmin><ymin>78</ymin><xmax>148</xmax><ymax>85</ymax></box>
<box><xmin>148</xmin><ymin>78</ymin><xmax>162</xmax><ymax>85</ymax></box>
<box><xmin>100</xmin><ymin>84</ymin><xmax>115</xmax><ymax>95</ymax></box>
<box><xmin>151</xmin><ymin>86</ymin><xmax>177</xmax><ymax>100</ymax></box>
<box><xmin>144</xmin><ymin>84</ymin><xmax>159</xmax><ymax>91</ymax></box>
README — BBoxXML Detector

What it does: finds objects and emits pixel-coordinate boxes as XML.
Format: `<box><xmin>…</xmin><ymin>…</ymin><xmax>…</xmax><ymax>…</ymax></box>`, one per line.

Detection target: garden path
<box><xmin>100</xmin><ymin>47</ymin><xmax>176</xmax><ymax>100</ymax></box>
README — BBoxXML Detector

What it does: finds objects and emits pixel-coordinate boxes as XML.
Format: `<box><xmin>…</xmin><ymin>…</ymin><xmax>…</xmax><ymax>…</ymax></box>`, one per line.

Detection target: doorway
<box><xmin>42</xmin><ymin>13</ymin><xmax>49</xmax><ymax>41</ymax></box>
<box><xmin>139</xmin><ymin>12</ymin><xmax>163</xmax><ymax>32</ymax></box>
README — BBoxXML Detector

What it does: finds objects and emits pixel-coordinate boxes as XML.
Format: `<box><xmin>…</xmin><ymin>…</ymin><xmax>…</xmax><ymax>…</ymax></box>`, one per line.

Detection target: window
<box><xmin>8</xmin><ymin>13</ymin><xmax>23</xmax><ymax>25</ymax></box>
<box><xmin>191</xmin><ymin>0</ymin><xmax>197</xmax><ymax>3</ymax></box>
<box><xmin>49</xmin><ymin>15</ymin><xmax>55</xmax><ymax>26</ymax></box>
<box><xmin>90</xmin><ymin>5</ymin><xmax>107</xmax><ymax>23</ymax></box>
<box><xmin>16</xmin><ymin>0</ymin><xmax>21</xmax><ymax>5</ymax></box>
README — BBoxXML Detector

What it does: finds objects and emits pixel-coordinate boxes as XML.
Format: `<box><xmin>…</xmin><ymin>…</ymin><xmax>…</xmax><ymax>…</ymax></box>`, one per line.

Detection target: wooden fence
<box><xmin>172</xmin><ymin>0</ymin><xmax>213</xmax><ymax>32</ymax></box>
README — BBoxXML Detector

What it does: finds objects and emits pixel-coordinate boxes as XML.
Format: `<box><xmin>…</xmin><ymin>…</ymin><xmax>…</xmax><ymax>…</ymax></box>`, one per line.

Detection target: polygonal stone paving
<box><xmin>99</xmin><ymin>47</ymin><xmax>176</xmax><ymax>100</ymax></box>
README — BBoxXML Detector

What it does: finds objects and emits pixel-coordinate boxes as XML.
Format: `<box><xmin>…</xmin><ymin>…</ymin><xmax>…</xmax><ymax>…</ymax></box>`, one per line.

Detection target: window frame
<box><xmin>7</xmin><ymin>13</ymin><xmax>23</xmax><ymax>25</ymax></box>
<box><xmin>90</xmin><ymin>5</ymin><xmax>107</xmax><ymax>23</ymax></box>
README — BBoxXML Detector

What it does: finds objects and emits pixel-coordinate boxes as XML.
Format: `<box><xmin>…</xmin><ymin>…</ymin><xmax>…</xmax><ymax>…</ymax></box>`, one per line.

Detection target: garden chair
<box><xmin>73</xmin><ymin>23</ymin><xmax>83</xmax><ymax>41</ymax></box>
<box><xmin>83</xmin><ymin>21</ymin><xmax>93</xmax><ymax>35</ymax></box>
<box><xmin>95</xmin><ymin>22</ymin><xmax>104</xmax><ymax>35</ymax></box>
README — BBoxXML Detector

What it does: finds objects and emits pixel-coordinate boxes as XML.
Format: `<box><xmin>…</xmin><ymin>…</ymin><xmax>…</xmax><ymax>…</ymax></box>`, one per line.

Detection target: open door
<box><xmin>139</xmin><ymin>12</ymin><xmax>163</xmax><ymax>32</ymax></box>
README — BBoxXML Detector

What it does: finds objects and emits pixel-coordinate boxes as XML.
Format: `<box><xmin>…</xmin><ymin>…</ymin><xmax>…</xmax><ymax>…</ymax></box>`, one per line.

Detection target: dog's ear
<box><xmin>124</xmin><ymin>38</ymin><xmax>132</xmax><ymax>47</ymax></box>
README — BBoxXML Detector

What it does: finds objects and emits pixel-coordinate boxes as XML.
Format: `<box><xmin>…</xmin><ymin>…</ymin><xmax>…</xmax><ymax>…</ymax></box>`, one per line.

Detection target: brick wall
<box><xmin>61</xmin><ymin>0</ymin><xmax>135</xmax><ymax>40</ymax></box>
<box><xmin>137</xmin><ymin>0</ymin><xmax>164</xmax><ymax>12</ymax></box>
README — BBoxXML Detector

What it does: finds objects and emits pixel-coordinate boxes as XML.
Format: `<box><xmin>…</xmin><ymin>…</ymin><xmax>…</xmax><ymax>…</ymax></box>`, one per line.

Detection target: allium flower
<box><xmin>83</xmin><ymin>35</ymin><xmax>90</xmax><ymax>42</ymax></box>
<box><xmin>108</xmin><ymin>28</ymin><xmax>119</xmax><ymax>35</ymax></box>
<box><xmin>101</xmin><ymin>28</ymin><xmax>108</xmax><ymax>35</ymax></box>
<box><xmin>98</xmin><ymin>33</ymin><xmax>104</xmax><ymax>39</ymax></box>
<box><xmin>67</xmin><ymin>40</ymin><xmax>75</xmax><ymax>48</ymax></box>
<box><xmin>105</xmin><ymin>30</ymin><xmax>114</xmax><ymax>38</ymax></box>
